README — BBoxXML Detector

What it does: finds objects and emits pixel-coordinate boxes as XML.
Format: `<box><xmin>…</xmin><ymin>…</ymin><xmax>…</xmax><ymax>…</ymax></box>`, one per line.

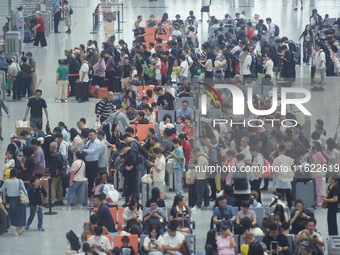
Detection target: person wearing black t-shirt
<box><xmin>23</xmin><ymin>89</ymin><xmax>49</xmax><ymax>128</ymax></box>
<box><xmin>65</xmin><ymin>49</ymin><xmax>80</xmax><ymax>97</ymax></box>
<box><xmin>322</xmin><ymin>177</ymin><xmax>340</xmax><ymax>235</ymax></box>
<box><xmin>243</xmin><ymin>231</ymin><xmax>264</xmax><ymax>255</ymax></box>
<box><xmin>155</xmin><ymin>87</ymin><xmax>176</xmax><ymax>110</ymax></box>
<box><xmin>120</xmin><ymin>143</ymin><xmax>139</xmax><ymax>203</ymax></box>
<box><xmin>262</xmin><ymin>223</ymin><xmax>289</xmax><ymax>255</ymax></box>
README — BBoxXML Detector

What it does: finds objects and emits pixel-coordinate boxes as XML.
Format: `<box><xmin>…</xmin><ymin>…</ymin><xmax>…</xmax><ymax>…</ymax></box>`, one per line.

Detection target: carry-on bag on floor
<box><xmin>270</xmin><ymin>241</ymin><xmax>279</xmax><ymax>255</ymax></box>
<box><xmin>0</xmin><ymin>205</ymin><xmax>10</xmax><ymax>231</ymax></box>
<box><xmin>141</xmin><ymin>183</ymin><xmax>151</xmax><ymax>206</ymax></box>
<box><xmin>39</xmin><ymin>177</ymin><xmax>50</xmax><ymax>206</ymax></box>
<box><xmin>72</xmin><ymin>178</ymin><xmax>88</xmax><ymax>206</ymax></box>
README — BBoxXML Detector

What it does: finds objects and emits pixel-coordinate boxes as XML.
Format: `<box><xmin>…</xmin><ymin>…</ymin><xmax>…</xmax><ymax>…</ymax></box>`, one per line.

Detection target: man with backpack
<box><xmin>7</xmin><ymin>134</ymin><xmax>25</xmax><ymax>157</ymax></box>
<box><xmin>265</xmin><ymin>18</ymin><xmax>276</xmax><ymax>46</ymax></box>
<box><xmin>227</xmin><ymin>153</ymin><xmax>254</xmax><ymax>206</ymax></box>
<box><xmin>78</xmin><ymin>54</ymin><xmax>90</xmax><ymax>103</ymax></box>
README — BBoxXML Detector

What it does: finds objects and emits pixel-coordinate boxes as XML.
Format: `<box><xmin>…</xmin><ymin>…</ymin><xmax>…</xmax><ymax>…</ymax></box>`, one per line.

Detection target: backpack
<box><xmin>66</xmin><ymin>230</ymin><xmax>81</xmax><ymax>252</ymax></box>
<box><xmin>233</xmin><ymin>167</ymin><xmax>248</xmax><ymax>190</ymax></box>
<box><xmin>274</xmin><ymin>24</ymin><xmax>280</xmax><ymax>36</ymax></box>
<box><xmin>160</xmin><ymin>61</ymin><xmax>168</xmax><ymax>76</ymax></box>
<box><xmin>137</xmin><ymin>154</ymin><xmax>152</xmax><ymax>174</ymax></box>
<box><xmin>67</xmin><ymin>146</ymin><xmax>74</xmax><ymax>166</ymax></box>
<box><xmin>187</xmin><ymin>56</ymin><xmax>199</xmax><ymax>76</ymax></box>
<box><xmin>277</xmin><ymin>156</ymin><xmax>294</xmax><ymax>182</ymax></box>
<box><xmin>289</xmin><ymin>40</ymin><xmax>300</xmax><ymax>64</ymax></box>
<box><xmin>100</xmin><ymin>184</ymin><xmax>120</xmax><ymax>205</ymax></box>
<box><xmin>131</xmin><ymin>139</ymin><xmax>149</xmax><ymax>159</ymax></box>
<box><xmin>56</xmin><ymin>152</ymin><xmax>68</xmax><ymax>177</ymax></box>
<box><xmin>69</xmin><ymin>6</ymin><xmax>73</xmax><ymax>15</ymax></box>
<box><xmin>85</xmin><ymin>62</ymin><xmax>94</xmax><ymax>80</ymax></box>
<box><xmin>12</xmin><ymin>142</ymin><xmax>24</xmax><ymax>157</ymax></box>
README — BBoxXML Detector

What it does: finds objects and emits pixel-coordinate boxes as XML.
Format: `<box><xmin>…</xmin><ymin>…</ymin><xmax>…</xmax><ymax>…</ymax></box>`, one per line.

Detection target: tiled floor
<box><xmin>0</xmin><ymin>0</ymin><xmax>340</xmax><ymax>254</ymax></box>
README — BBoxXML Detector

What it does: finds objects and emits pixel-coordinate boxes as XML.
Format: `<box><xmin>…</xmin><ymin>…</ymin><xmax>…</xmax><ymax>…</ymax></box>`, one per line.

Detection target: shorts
<box><xmin>201</xmin><ymin>6</ymin><xmax>210</xmax><ymax>12</ymax></box>
<box><xmin>153</xmin><ymin>181</ymin><xmax>165</xmax><ymax>193</ymax></box>
<box><xmin>155</xmin><ymin>72</ymin><xmax>162</xmax><ymax>80</ymax></box>
<box><xmin>319</xmin><ymin>68</ymin><xmax>326</xmax><ymax>77</ymax></box>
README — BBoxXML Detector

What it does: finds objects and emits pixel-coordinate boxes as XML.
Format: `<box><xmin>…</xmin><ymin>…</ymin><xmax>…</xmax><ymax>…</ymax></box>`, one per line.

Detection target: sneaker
<box><xmin>301</xmin><ymin>6</ymin><xmax>303</xmax><ymax>10</ymax></box>
<box><xmin>318</xmin><ymin>87</ymin><xmax>325</xmax><ymax>91</ymax></box>
<box><xmin>77</xmin><ymin>205</ymin><xmax>83</xmax><ymax>209</ymax></box>
<box><xmin>62</xmin><ymin>206</ymin><xmax>71</xmax><ymax>211</ymax></box>
<box><xmin>311</xmin><ymin>86</ymin><xmax>319</xmax><ymax>91</ymax></box>
<box><xmin>198</xmin><ymin>19</ymin><xmax>203</xmax><ymax>22</ymax></box>
<box><xmin>260</xmin><ymin>187</ymin><xmax>268</xmax><ymax>191</ymax></box>
<box><xmin>64</xmin><ymin>99</ymin><xmax>68</xmax><ymax>103</ymax></box>
<box><xmin>14</xmin><ymin>230</ymin><xmax>19</xmax><ymax>236</ymax></box>
<box><xmin>202</xmin><ymin>205</ymin><xmax>211</xmax><ymax>210</ymax></box>
<box><xmin>18</xmin><ymin>227</ymin><xmax>24</xmax><ymax>235</ymax></box>
<box><xmin>25</xmin><ymin>226</ymin><xmax>29</xmax><ymax>230</ymax></box>
<box><xmin>56</xmin><ymin>99</ymin><xmax>61</xmax><ymax>103</ymax></box>
<box><xmin>294</xmin><ymin>7</ymin><xmax>298</xmax><ymax>11</ymax></box>
<box><xmin>191</xmin><ymin>206</ymin><xmax>201</xmax><ymax>213</ymax></box>
<box><xmin>38</xmin><ymin>228</ymin><xmax>45</xmax><ymax>231</ymax></box>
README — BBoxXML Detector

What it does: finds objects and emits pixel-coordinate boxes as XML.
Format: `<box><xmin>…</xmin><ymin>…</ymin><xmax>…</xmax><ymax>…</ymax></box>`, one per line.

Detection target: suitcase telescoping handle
<box><xmin>270</xmin><ymin>241</ymin><xmax>279</xmax><ymax>255</ymax></box>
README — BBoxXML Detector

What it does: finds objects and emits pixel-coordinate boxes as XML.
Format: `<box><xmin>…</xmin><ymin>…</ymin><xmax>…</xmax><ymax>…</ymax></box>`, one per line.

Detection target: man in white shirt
<box><xmin>162</xmin><ymin>221</ymin><xmax>185</xmax><ymax>255</ymax></box>
<box><xmin>151</xmin><ymin>148</ymin><xmax>166</xmax><ymax>195</ymax></box>
<box><xmin>242</xmin><ymin>46</ymin><xmax>252</xmax><ymax>79</ymax></box>
<box><xmin>239</xmin><ymin>136</ymin><xmax>252</xmax><ymax>163</ymax></box>
<box><xmin>295</xmin><ymin>218</ymin><xmax>324</xmax><ymax>254</ymax></box>
<box><xmin>78</xmin><ymin>54</ymin><xmax>90</xmax><ymax>103</ymax></box>
<box><xmin>88</xmin><ymin>226</ymin><xmax>112</xmax><ymax>255</ymax></box>
<box><xmin>312</xmin><ymin>42</ymin><xmax>326</xmax><ymax>91</ymax></box>
<box><xmin>179</xmin><ymin>55</ymin><xmax>189</xmax><ymax>84</ymax></box>
<box><xmin>56</xmin><ymin>132</ymin><xmax>68</xmax><ymax>160</ymax></box>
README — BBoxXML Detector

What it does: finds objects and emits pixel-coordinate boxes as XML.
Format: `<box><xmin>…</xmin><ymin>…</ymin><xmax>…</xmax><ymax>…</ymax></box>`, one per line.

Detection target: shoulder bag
<box><xmin>18</xmin><ymin>180</ymin><xmax>29</xmax><ymax>205</ymax></box>
<box><xmin>64</xmin><ymin>161</ymin><xmax>83</xmax><ymax>188</ymax></box>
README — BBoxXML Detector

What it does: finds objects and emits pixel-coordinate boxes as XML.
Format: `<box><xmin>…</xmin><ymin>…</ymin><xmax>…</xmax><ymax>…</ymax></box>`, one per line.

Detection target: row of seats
<box><xmin>226</xmin><ymin>207</ymin><xmax>314</xmax><ymax>228</ymax></box>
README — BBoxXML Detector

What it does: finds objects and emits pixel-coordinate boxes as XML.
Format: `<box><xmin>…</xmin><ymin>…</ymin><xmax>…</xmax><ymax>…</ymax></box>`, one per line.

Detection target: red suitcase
<box><xmin>96</xmin><ymin>87</ymin><xmax>108</xmax><ymax>99</ymax></box>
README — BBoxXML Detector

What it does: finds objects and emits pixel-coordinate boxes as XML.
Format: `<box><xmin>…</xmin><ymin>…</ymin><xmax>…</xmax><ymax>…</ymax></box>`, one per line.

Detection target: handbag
<box><xmin>141</xmin><ymin>174</ymin><xmax>153</xmax><ymax>184</ymax></box>
<box><xmin>166</xmin><ymin>158</ymin><xmax>174</xmax><ymax>174</ymax></box>
<box><xmin>5</xmin><ymin>77</ymin><xmax>11</xmax><ymax>90</ymax></box>
<box><xmin>20</xmin><ymin>190</ymin><xmax>29</xmax><ymax>205</ymax></box>
<box><xmin>240</xmin><ymin>244</ymin><xmax>249</xmax><ymax>255</ymax></box>
<box><xmin>314</xmin><ymin>71</ymin><xmax>321</xmax><ymax>83</ymax></box>
<box><xmin>321</xmin><ymin>201</ymin><xmax>327</xmax><ymax>209</ymax></box>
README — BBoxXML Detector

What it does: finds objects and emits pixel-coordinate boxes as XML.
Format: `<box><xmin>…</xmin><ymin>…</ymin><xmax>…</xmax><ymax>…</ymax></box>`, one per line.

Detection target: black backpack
<box><xmin>66</xmin><ymin>230</ymin><xmax>80</xmax><ymax>252</ymax></box>
<box><xmin>85</xmin><ymin>62</ymin><xmax>94</xmax><ymax>80</ymax></box>
<box><xmin>131</xmin><ymin>139</ymin><xmax>149</xmax><ymax>160</ymax></box>
<box><xmin>233</xmin><ymin>167</ymin><xmax>248</xmax><ymax>190</ymax></box>
<box><xmin>274</xmin><ymin>24</ymin><xmax>280</xmax><ymax>37</ymax></box>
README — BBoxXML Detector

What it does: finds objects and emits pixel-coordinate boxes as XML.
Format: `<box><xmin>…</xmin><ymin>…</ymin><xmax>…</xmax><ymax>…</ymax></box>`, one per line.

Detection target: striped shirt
<box><xmin>96</xmin><ymin>98</ymin><xmax>116</xmax><ymax>118</ymax></box>
<box><xmin>0</xmin><ymin>99</ymin><xmax>9</xmax><ymax>117</ymax></box>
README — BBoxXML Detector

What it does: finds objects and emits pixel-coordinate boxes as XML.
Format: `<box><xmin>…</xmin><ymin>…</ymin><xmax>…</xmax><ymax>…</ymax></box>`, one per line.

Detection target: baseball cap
<box><xmin>25</xmin><ymin>51</ymin><xmax>32</xmax><ymax>56</ymax></box>
<box><xmin>10</xmin><ymin>134</ymin><xmax>18</xmax><ymax>139</ymax></box>
<box><xmin>88</xmin><ymin>45</ymin><xmax>96</xmax><ymax>49</ymax></box>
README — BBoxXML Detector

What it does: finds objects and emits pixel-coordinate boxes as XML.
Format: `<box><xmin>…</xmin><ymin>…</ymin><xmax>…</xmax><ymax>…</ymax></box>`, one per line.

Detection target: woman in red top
<box><xmin>33</xmin><ymin>11</ymin><xmax>47</xmax><ymax>47</ymax></box>
<box><xmin>178</xmin><ymin>133</ymin><xmax>191</xmax><ymax>170</ymax></box>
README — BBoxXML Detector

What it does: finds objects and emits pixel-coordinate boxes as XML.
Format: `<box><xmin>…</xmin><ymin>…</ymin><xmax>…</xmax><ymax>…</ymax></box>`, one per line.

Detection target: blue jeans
<box><xmin>30</xmin><ymin>116</ymin><xmax>42</xmax><ymax>128</ymax></box>
<box><xmin>27</xmin><ymin>205</ymin><xmax>43</xmax><ymax>229</ymax></box>
<box><xmin>67</xmin><ymin>181</ymin><xmax>84</xmax><ymax>206</ymax></box>
<box><xmin>174</xmin><ymin>168</ymin><xmax>183</xmax><ymax>195</ymax></box>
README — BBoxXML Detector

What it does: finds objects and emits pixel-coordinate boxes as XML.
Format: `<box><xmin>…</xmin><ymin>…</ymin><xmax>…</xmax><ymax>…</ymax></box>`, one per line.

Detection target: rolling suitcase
<box><xmin>72</xmin><ymin>178</ymin><xmax>88</xmax><ymax>206</ymax></box>
<box><xmin>141</xmin><ymin>183</ymin><xmax>151</xmax><ymax>206</ymax></box>
<box><xmin>294</xmin><ymin>180</ymin><xmax>315</xmax><ymax>208</ymax></box>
